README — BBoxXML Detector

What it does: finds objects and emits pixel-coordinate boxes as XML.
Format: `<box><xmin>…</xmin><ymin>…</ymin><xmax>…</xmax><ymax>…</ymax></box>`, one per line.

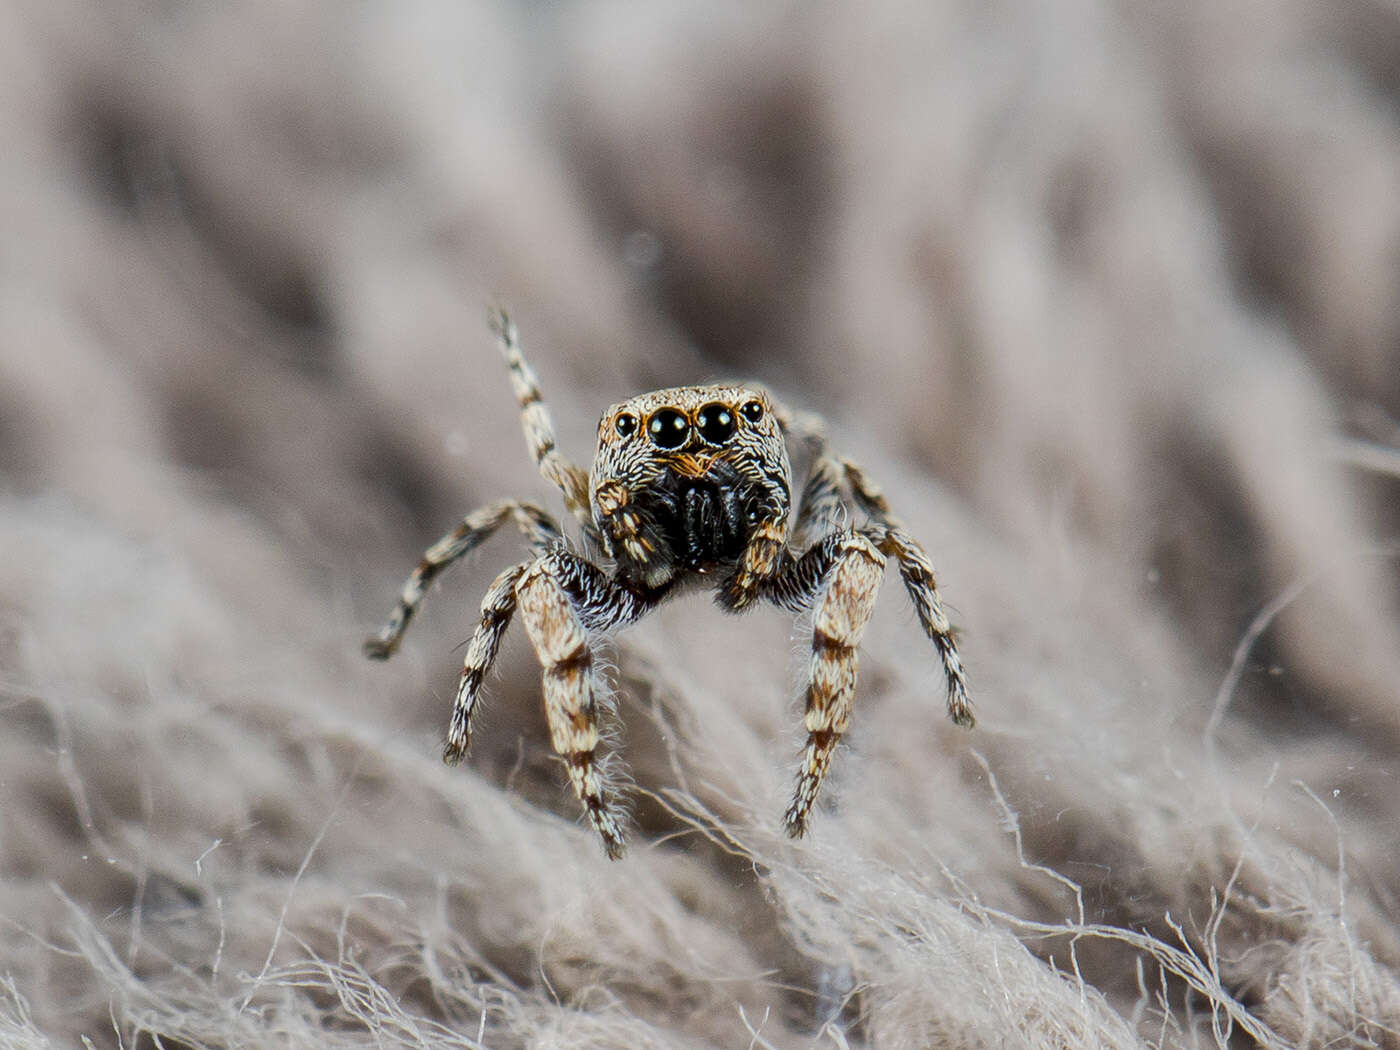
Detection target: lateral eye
<box><xmin>614</xmin><ymin>412</ymin><xmax>638</xmax><ymax>438</ymax></box>
<box><xmin>695</xmin><ymin>402</ymin><xmax>736</xmax><ymax>444</ymax></box>
<box><xmin>647</xmin><ymin>407</ymin><xmax>689</xmax><ymax>449</ymax></box>
<box><xmin>740</xmin><ymin>399</ymin><xmax>764</xmax><ymax>423</ymax></box>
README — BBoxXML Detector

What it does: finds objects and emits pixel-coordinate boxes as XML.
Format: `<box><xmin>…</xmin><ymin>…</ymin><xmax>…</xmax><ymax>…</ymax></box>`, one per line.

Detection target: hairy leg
<box><xmin>869</xmin><ymin>524</ymin><xmax>974</xmax><ymax>727</ymax></box>
<box><xmin>837</xmin><ymin>456</ymin><xmax>974</xmax><ymax>728</ymax></box>
<box><xmin>443</xmin><ymin>562</ymin><xmax>530</xmax><ymax>762</ymax></box>
<box><xmin>364</xmin><ymin>500</ymin><xmax>561</xmax><ymax>659</ymax></box>
<box><xmin>514</xmin><ymin>550</ymin><xmax>656</xmax><ymax>858</ymax></box>
<box><xmin>489</xmin><ymin>309</ymin><xmax>596</xmax><ymax>536</ymax></box>
<box><xmin>775</xmin><ymin>531</ymin><xmax>887</xmax><ymax>837</ymax></box>
<box><xmin>777</xmin><ymin>393</ymin><xmax>978</xmax><ymax>730</ymax></box>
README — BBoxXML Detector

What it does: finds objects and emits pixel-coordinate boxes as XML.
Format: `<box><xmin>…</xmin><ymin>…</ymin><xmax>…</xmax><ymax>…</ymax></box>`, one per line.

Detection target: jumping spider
<box><xmin>365</xmin><ymin>311</ymin><xmax>973</xmax><ymax>858</ymax></box>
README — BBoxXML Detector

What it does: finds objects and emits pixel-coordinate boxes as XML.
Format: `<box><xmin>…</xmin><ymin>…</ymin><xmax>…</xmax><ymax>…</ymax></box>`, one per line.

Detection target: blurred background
<box><xmin>2</xmin><ymin>0</ymin><xmax>1400</xmax><ymax>1046</ymax></box>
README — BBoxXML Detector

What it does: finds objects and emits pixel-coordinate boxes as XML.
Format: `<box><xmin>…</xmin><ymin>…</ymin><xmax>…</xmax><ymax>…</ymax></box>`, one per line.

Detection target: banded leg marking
<box><xmin>784</xmin><ymin>533</ymin><xmax>886</xmax><ymax>837</ymax></box>
<box><xmin>792</xmin><ymin>453</ymin><xmax>845</xmax><ymax>550</ymax></box>
<box><xmin>364</xmin><ymin>500</ymin><xmax>560</xmax><ymax>660</ymax></box>
<box><xmin>516</xmin><ymin>558</ymin><xmax>627</xmax><ymax>859</ymax></box>
<box><xmin>819</xmin><ymin>449</ymin><xmax>974</xmax><ymax>729</ymax></box>
<box><xmin>444</xmin><ymin>562</ymin><xmax>528</xmax><ymax>763</ymax></box>
<box><xmin>489</xmin><ymin>309</ymin><xmax>594</xmax><ymax>530</ymax></box>
<box><xmin>872</xmin><ymin>525</ymin><xmax>974</xmax><ymax>728</ymax></box>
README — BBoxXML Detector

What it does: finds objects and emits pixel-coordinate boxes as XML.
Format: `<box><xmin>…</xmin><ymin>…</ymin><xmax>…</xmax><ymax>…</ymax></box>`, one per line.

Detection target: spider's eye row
<box><xmin>614</xmin><ymin>412</ymin><xmax>638</xmax><ymax>438</ymax></box>
<box><xmin>695</xmin><ymin>402</ymin><xmax>736</xmax><ymax>445</ymax></box>
<box><xmin>740</xmin><ymin>399</ymin><xmax>764</xmax><ymax>423</ymax></box>
<box><xmin>647</xmin><ymin>407</ymin><xmax>689</xmax><ymax>449</ymax></box>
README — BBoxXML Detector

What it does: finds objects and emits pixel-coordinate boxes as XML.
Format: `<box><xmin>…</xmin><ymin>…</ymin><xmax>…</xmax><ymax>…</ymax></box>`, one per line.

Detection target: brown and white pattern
<box><xmin>366</xmin><ymin>313</ymin><xmax>973</xmax><ymax>856</ymax></box>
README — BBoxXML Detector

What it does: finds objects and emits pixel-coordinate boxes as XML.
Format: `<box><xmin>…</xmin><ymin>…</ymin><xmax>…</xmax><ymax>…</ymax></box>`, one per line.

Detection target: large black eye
<box><xmin>614</xmin><ymin>412</ymin><xmax>638</xmax><ymax>438</ymax></box>
<box><xmin>740</xmin><ymin>399</ymin><xmax>764</xmax><ymax>423</ymax></box>
<box><xmin>695</xmin><ymin>402</ymin><xmax>736</xmax><ymax>445</ymax></box>
<box><xmin>647</xmin><ymin>407</ymin><xmax>689</xmax><ymax>449</ymax></box>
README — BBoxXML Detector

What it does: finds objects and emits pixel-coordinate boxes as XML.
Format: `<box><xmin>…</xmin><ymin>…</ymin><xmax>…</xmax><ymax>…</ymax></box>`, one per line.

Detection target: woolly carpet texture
<box><xmin>3</xmin><ymin>1</ymin><xmax>1400</xmax><ymax>1046</ymax></box>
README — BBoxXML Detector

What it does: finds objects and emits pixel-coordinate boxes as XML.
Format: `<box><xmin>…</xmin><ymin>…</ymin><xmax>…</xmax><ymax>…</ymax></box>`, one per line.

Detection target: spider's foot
<box><xmin>596</xmin><ymin>819</ymin><xmax>627</xmax><ymax>861</ymax></box>
<box><xmin>363</xmin><ymin>634</ymin><xmax>397</xmax><ymax>660</ymax></box>
<box><xmin>442</xmin><ymin>738</ymin><xmax>470</xmax><ymax>765</ymax></box>
<box><xmin>569</xmin><ymin>760</ymin><xmax>628</xmax><ymax>859</ymax></box>
<box><xmin>487</xmin><ymin>305</ymin><xmax>513</xmax><ymax>340</ymax></box>
<box><xmin>949</xmin><ymin>697</ymin><xmax>976</xmax><ymax>729</ymax></box>
<box><xmin>783</xmin><ymin>777</ymin><xmax>820</xmax><ymax>839</ymax></box>
<box><xmin>581</xmin><ymin>793</ymin><xmax>628</xmax><ymax>859</ymax></box>
<box><xmin>782</xmin><ymin>806</ymin><xmax>811</xmax><ymax>840</ymax></box>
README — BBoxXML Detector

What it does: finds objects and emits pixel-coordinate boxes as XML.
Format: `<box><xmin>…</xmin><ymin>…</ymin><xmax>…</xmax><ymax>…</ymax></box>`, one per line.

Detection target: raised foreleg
<box><xmin>490</xmin><ymin>309</ymin><xmax>596</xmax><ymax>536</ymax></box>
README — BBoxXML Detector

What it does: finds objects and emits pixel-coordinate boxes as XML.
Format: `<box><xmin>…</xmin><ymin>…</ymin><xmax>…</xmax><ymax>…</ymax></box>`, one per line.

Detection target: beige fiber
<box><xmin>2</xmin><ymin>1</ymin><xmax>1400</xmax><ymax>1046</ymax></box>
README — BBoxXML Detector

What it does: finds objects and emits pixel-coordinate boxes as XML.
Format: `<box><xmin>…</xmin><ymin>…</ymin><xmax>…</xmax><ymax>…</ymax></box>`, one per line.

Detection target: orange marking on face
<box><xmin>668</xmin><ymin>452</ymin><xmax>719</xmax><ymax>478</ymax></box>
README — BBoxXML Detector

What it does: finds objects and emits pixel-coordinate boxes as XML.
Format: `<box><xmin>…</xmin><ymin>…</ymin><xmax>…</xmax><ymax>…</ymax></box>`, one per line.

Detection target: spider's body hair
<box><xmin>366</xmin><ymin>311</ymin><xmax>972</xmax><ymax>857</ymax></box>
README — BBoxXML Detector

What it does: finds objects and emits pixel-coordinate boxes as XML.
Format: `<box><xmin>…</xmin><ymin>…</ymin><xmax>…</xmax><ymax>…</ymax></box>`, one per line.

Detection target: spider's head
<box><xmin>590</xmin><ymin>384</ymin><xmax>792</xmax><ymax>585</ymax></box>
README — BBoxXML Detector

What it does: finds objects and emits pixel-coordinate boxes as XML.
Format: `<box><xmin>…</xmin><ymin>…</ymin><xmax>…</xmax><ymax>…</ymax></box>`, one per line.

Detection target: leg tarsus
<box><xmin>363</xmin><ymin>634</ymin><xmax>395</xmax><ymax>661</ymax></box>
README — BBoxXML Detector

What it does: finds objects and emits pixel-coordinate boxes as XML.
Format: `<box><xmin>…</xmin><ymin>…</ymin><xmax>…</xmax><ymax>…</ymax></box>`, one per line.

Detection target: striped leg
<box><xmin>363</xmin><ymin>500</ymin><xmax>561</xmax><ymax>660</ymax></box>
<box><xmin>838</xmin><ymin>457</ymin><xmax>974</xmax><ymax>728</ymax></box>
<box><xmin>514</xmin><ymin>551</ymin><xmax>655</xmax><ymax>859</ymax></box>
<box><xmin>870</xmin><ymin>525</ymin><xmax>973</xmax><ymax>728</ymax></box>
<box><xmin>783</xmin><ymin>532</ymin><xmax>886</xmax><ymax>837</ymax></box>
<box><xmin>444</xmin><ymin>562</ymin><xmax>528</xmax><ymax>763</ymax></box>
<box><xmin>489</xmin><ymin>309</ymin><xmax>595</xmax><ymax>534</ymax></box>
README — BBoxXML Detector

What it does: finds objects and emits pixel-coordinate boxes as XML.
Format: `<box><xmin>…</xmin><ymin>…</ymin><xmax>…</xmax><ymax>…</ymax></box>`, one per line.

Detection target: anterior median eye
<box><xmin>647</xmin><ymin>407</ymin><xmax>689</xmax><ymax>449</ymax></box>
<box><xmin>695</xmin><ymin>402</ymin><xmax>736</xmax><ymax>444</ymax></box>
<box><xmin>614</xmin><ymin>412</ymin><xmax>638</xmax><ymax>437</ymax></box>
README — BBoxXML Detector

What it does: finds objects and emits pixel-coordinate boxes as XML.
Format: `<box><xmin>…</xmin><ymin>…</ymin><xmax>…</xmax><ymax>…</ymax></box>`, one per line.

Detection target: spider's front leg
<box><xmin>764</xmin><ymin>531</ymin><xmax>887</xmax><ymax>837</ymax></box>
<box><xmin>514</xmin><ymin>549</ymin><xmax>656</xmax><ymax>859</ymax></box>
<box><xmin>490</xmin><ymin>309</ymin><xmax>599</xmax><ymax>544</ymax></box>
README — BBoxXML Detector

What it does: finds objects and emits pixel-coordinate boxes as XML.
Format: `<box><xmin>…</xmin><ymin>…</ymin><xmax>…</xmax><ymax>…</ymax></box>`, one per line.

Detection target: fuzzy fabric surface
<box><xmin>3</xmin><ymin>1</ymin><xmax>1400</xmax><ymax>1047</ymax></box>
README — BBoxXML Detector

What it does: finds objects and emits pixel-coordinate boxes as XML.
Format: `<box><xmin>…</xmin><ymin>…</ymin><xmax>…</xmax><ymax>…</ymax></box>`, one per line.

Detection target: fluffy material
<box><xmin>2</xmin><ymin>1</ymin><xmax>1399</xmax><ymax>1046</ymax></box>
